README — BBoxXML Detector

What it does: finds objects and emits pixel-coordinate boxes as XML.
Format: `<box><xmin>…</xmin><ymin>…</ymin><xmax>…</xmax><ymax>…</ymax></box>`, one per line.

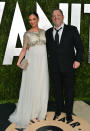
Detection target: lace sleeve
<box><xmin>23</xmin><ymin>32</ymin><xmax>29</xmax><ymax>49</ymax></box>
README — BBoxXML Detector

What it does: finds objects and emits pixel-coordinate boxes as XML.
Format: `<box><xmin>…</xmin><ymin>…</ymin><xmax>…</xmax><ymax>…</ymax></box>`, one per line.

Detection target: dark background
<box><xmin>0</xmin><ymin>0</ymin><xmax>90</xmax><ymax>103</ymax></box>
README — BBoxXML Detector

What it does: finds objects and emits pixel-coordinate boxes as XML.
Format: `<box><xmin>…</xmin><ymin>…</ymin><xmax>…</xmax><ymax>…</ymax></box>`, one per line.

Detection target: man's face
<box><xmin>52</xmin><ymin>10</ymin><xmax>64</xmax><ymax>27</ymax></box>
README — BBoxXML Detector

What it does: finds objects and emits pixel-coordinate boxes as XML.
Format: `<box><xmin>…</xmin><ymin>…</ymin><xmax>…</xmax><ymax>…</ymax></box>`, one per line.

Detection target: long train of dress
<box><xmin>8</xmin><ymin>44</ymin><xmax>49</xmax><ymax>128</ymax></box>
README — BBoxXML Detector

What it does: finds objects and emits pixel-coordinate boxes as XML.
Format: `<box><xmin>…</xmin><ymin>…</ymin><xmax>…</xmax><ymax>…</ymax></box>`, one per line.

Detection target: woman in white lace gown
<box><xmin>8</xmin><ymin>12</ymin><xmax>49</xmax><ymax>129</ymax></box>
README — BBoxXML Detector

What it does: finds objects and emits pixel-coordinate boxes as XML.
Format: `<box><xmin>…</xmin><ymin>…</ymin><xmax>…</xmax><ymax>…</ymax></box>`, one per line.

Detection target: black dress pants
<box><xmin>49</xmin><ymin>60</ymin><xmax>75</xmax><ymax>115</ymax></box>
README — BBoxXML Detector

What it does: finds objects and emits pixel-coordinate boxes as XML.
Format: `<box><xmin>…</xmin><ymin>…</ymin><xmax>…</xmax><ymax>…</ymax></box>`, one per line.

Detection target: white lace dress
<box><xmin>8</xmin><ymin>29</ymin><xmax>49</xmax><ymax>128</ymax></box>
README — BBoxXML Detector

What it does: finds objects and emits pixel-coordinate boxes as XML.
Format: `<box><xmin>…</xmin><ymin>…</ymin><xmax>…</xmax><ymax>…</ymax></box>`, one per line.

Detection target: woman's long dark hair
<box><xmin>29</xmin><ymin>12</ymin><xmax>39</xmax><ymax>19</ymax></box>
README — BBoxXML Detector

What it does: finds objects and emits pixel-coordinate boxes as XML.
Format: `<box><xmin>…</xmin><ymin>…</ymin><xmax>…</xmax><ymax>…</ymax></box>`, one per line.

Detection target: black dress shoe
<box><xmin>15</xmin><ymin>128</ymin><xmax>25</xmax><ymax>131</ymax></box>
<box><xmin>31</xmin><ymin>119</ymin><xmax>35</xmax><ymax>123</ymax></box>
<box><xmin>53</xmin><ymin>112</ymin><xmax>61</xmax><ymax>120</ymax></box>
<box><xmin>66</xmin><ymin>114</ymin><xmax>73</xmax><ymax>124</ymax></box>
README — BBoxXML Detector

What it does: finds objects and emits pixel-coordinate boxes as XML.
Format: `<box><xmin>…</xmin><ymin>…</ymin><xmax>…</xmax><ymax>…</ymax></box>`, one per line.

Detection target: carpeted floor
<box><xmin>0</xmin><ymin>101</ymin><xmax>90</xmax><ymax>131</ymax></box>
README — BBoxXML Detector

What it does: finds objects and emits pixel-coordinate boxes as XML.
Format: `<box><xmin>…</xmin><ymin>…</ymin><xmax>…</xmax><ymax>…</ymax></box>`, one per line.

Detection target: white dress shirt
<box><xmin>53</xmin><ymin>23</ymin><xmax>64</xmax><ymax>44</ymax></box>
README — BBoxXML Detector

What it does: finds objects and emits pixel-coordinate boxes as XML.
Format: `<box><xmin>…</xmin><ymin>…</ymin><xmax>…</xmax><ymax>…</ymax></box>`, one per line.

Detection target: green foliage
<box><xmin>0</xmin><ymin>0</ymin><xmax>90</xmax><ymax>103</ymax></box>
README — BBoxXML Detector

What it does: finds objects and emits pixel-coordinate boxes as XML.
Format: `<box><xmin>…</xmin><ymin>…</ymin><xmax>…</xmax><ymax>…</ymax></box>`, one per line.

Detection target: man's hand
<box><xmin>73</xmin><ymin>61</ymin><xmax>80</xmax><ymax>69</ymax></box>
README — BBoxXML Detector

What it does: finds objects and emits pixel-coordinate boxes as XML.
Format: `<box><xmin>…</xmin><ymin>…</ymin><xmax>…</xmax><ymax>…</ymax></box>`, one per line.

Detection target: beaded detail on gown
<box><xmin>8</xmin><ymin>29</ymin><xmax>49</xmax><ymax>128</ymax></box>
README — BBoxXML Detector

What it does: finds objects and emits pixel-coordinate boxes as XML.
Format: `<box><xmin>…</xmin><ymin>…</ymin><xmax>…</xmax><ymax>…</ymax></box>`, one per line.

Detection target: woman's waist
<box><xmin>29</xmin><ymin>41</ymin><xmax>46</xmax><ymax>47</ymax></box>
<box><xmin>26</xmin><ymin>45</ymin><xmax>47</xmax><ymax>55</ymax></box>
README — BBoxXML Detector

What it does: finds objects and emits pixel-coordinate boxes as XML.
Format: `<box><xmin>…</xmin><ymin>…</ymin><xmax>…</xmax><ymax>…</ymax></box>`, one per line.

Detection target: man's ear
<box><xmin>62</xmin><ymin>15</ymin><xmax>64</xmax><ymax>21</ymax></box>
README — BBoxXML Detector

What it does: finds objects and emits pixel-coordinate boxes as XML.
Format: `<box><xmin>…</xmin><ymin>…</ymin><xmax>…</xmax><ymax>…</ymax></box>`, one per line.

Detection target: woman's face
<box><xmin>29</xmin><ymin>14</ymin><xmax>39</xmax><ymax>28</ymax></box>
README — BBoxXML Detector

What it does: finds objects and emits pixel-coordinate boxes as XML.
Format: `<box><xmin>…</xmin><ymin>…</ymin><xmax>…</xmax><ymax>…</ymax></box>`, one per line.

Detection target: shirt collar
<box><xmin>54</xmin><ymin>23</ymin><xmax>64</xmax><ymax>30</ymax></box>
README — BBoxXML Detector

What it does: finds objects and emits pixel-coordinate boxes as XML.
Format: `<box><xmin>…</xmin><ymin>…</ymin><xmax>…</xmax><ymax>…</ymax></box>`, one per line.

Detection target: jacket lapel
<box><xmin>50</xmin><ymin>28</ymin><xmax>57</xmax><ymax>44</ymax></box>
<box><xmin>51</xmin><ymin>28</ymin><xmax>55</xmax><ymax>42</ymax></box>
<box><xmin>50</xmin><ymin>25</ymin><xmax>68</xmax><ymax>45</ymax></box>
<box><xmin>59</xmin><ymin>24</ymin><xmax>67</xmax><ymax>45</ymax></box>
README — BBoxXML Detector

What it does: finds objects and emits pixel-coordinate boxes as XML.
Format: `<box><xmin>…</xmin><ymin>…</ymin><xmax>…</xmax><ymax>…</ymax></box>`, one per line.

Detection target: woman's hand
<box><xmin>26</xmin><ymin>45</ymin><xmax>30</xmax><ymax>50</ymax></box>
<box><xmin>17</xmin><ymin>62</ymin><xmax>22</xmax><ymax>69</ymax></box>
<box><xmin>17</xmin><ymin>48</ymin><xmax>27</xmax><ymax>69</ymax></box>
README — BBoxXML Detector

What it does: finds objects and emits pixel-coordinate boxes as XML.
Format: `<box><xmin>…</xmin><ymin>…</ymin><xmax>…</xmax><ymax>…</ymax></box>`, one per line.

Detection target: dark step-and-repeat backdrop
<box><xmin>0</xmin><ymin>0</ymin><xmax>90</xmax><ymax>103</ymax></box>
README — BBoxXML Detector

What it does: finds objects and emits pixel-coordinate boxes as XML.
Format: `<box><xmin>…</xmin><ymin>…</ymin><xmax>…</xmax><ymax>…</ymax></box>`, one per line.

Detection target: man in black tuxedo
<box><xmin>46</xmin><ymin>9</ymin><xmax>83</xmax><ymax>123</ymax></box>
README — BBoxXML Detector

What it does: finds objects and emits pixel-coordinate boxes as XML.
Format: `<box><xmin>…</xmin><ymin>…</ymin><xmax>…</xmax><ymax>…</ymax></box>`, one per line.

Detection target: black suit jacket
<box><xmin>45</xmin><ymin>24</ymin><xmax>83</xmax><ymax>72</ymax></box>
